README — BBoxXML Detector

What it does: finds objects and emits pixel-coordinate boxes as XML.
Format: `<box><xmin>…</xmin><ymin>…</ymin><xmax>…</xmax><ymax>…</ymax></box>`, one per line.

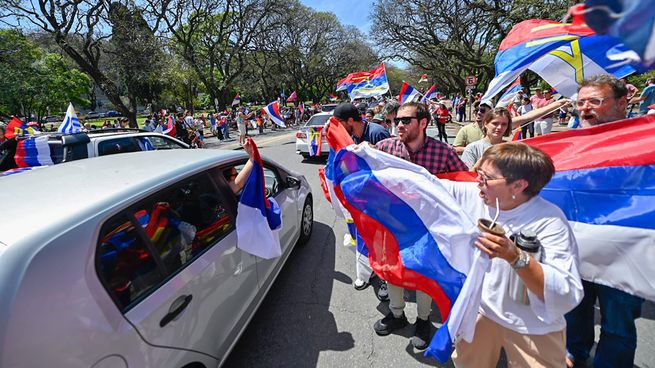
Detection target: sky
<box><xmin>300</xmin><ymin>0</ymin><xmax>375</xmax><ymax>34</ymax></box>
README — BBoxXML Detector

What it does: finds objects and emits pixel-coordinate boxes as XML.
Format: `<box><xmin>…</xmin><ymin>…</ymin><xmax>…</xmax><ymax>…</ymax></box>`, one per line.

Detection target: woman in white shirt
<box><xmin>446</xmin><ymin>142</ymin><xmax>583</xmax><ymax>368</ymax></box>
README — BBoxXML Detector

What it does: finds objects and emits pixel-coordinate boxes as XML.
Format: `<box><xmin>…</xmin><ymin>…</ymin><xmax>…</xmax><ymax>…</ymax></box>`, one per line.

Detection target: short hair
<box><xmin>579</xmin><ymin>74</ymin><xmax>627</xmax><ymax>99</ymax></box>
<box><xmin>647</xmin><ymin>77</ymin><xmax>655</xmax><ymax>84</ymax></box>
<box><xmin>397</xmin><ymin>102</ymin><xmax>431</xmax><ymax>122</ymax></box>
<box><xmin>522</xmin><ymin>97</ymin><xmax>530</xmax><ymax>102</ymax></box>
<box><xmin>478</xmin><ymin>143</ymin><xmax>554</xmax><ymax>198</ymax></box>
<box><xmin>482</xmin><ymin>107</ymin><xmax>512</xmax><ymax>137</ymax></box>
<box><xmin>382</xmin><ymin>100</ymin><xmax>400</xmax><ymax>116</ymax></box>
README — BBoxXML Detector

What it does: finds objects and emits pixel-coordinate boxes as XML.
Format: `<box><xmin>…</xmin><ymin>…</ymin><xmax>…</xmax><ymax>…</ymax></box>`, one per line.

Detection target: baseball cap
<box><xmin>372</xmin><ymin>113</ymin><xmax>385</xmax><ymax>122</ymax></box>
<box><xmin>480</xmin><ymin>100</ymin><xmax>493</xmax><ymax>109</ymax></box>
<box><xmin>333</xmin><ymin>103</ymin><xmax>362</xmax><ymax>121</ymax></box>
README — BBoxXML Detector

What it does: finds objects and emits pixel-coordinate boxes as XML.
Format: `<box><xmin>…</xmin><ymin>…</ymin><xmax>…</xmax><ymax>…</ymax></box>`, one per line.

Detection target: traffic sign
<box><xmin>465</xmin><ymin>75</ymin><xmax>478</xmax><ymax>86</ymax></box>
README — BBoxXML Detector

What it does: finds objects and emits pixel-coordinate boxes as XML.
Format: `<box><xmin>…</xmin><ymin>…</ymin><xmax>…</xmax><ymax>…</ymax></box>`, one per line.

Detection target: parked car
<box><xmin>40</xmin><ymin>115</ymin><xmax>62</xmax><ymax>123</ymax></box>
<box><xmin>0</xmin><ymin>149</ymin><xmax>313</xmax><ymax>367</ymax></box>
<box><xmin>320</xmin><ymin>103</ymin><xmax>338</xmax><ymax>112</ymax></box>
<box><xmin>295</xmin><ymin>112</ymin><xmax>331</xmax><ymax>159</ymax></box>
<box><xmin>105</xmin><ymin>110</ymin><xmax>122</xmax><ymax>117</ymax></box>
<box><xmin>85</xmin><ymin>111</ymin><xmax>106</xmax><ymax>119</ymax></box>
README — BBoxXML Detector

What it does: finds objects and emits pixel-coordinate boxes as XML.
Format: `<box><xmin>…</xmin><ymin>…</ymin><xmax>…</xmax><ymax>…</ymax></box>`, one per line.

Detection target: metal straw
<box><xmin>490</xmin><ymin>197</ymin><xmax>500</xmax><ymax>229</ymax></box>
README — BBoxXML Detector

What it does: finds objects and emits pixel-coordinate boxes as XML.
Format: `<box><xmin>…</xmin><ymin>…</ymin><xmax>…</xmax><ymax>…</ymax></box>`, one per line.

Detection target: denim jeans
<box><xmin>565</xmin><ymin>280</ymin><xmax>644</xmax><ymax>367</ymax></box>
<box><xmin>222</xmin><ymin>124</ymin><xmax>230</xmax><ymax>139</ymax></box>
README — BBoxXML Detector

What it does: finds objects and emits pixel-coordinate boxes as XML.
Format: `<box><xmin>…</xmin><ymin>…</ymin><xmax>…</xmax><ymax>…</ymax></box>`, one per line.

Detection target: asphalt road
<box><xmin>209</xmin><ymin>127</ymin><xmax>655</xmax><ymax>368</ymax></box>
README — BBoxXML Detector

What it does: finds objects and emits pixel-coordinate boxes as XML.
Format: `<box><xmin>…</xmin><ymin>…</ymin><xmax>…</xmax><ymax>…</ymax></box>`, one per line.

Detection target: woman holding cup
<box><xmin>441</xmin><ymin>142</ymin><xmax>583</xmax><ymax>367</ymax></box>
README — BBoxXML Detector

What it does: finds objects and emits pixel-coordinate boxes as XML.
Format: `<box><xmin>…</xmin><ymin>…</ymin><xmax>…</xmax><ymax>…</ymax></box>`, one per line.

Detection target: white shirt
<box><xmin>441</xmin><ymin>181</ymin><xmax>583</xmax><ymax>335</ymax></box>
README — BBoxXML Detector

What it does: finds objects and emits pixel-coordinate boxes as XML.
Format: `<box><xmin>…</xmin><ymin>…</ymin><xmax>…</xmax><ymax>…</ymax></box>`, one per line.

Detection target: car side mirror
<box><xmin>286</xmin><ymin>176</ymin><xmax>301</xmax><ymax>189</ymax></box>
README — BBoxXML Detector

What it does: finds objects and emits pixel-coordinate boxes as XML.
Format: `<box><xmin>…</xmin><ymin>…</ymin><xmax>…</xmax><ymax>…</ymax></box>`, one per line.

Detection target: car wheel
<box><xmin>297</xmin><ymin>196</ymin><xmax>313</xmax><ymax>245</ymax></box>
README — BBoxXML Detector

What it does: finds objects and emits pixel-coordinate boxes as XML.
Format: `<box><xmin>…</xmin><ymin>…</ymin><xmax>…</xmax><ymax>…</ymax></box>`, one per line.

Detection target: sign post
<box><xmin>465</xmin><ymin>76</ymin><xmax>477</xmax><ymax>122</ymax></box>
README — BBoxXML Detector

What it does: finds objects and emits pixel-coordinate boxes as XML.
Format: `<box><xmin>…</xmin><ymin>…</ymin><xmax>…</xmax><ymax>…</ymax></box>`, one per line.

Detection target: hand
<box><xmin>475</xmin><ymin>232</ymin><xmax>520</xmax><ymax>263</ymax></box>
<box><xmin>243</xmin><ymin>138</ymin><xmax>254</xmax><ymax>157</ymax></box>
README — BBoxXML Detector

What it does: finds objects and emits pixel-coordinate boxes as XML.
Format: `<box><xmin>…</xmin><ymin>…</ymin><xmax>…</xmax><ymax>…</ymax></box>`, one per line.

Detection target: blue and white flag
<box><xmin>236</xmin><ymin>138</ymin><xmax>283</xmax><ymax>259</ymax></box>
<box><xmin>58</xmin><ymin>103</ymin><xmax>82</xmax><ymax>134</ymax></box>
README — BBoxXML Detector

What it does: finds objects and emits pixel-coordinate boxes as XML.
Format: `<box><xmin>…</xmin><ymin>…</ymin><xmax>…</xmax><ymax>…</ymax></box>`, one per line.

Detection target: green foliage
<box><xmin>0</xmin><ymin>29</ymin><xmax>91</xmax><ymax>118</ymax></box>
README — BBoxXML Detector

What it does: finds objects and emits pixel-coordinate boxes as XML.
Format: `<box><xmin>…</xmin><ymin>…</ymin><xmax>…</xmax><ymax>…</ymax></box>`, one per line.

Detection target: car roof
<box><xmin>0</xmin><ymin>149</ymin><xmax>246</xmax><ymax>247</ymax></box>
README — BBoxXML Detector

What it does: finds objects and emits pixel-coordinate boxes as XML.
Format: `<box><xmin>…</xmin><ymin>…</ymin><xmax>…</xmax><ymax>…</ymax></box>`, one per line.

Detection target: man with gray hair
<box><xmin>565</xmin><ymin>74</ymin><xmax>644</xmax><ymax>368</ymax></box>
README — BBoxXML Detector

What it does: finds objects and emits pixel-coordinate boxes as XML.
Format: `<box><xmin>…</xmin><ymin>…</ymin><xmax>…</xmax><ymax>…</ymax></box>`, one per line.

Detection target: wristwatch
<box><xmin>511</xmin><ymin>250</ymin><xmax>530</xmax><ymax>269</ymax></box>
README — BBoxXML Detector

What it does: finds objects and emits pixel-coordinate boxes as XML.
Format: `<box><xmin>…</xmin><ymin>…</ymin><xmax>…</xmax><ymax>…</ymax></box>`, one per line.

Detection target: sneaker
<box><xmin>377</xmin><ymin>280</ymin><xmax>389</xmax><ymax>301</ymax></box>
<box><xmin>411</xmin><ymin>318</ymin><xmax>432</xmax><ymax>350</ymax></box>
<box><xmin>374</xmin><ymin>312</ymin><xmax>408</xmax><ymax>336</ymax></box>
<box><xmin>353</xmin><ymin>279</ymin><xmax>370</xmax><ymax>291</ymax></box>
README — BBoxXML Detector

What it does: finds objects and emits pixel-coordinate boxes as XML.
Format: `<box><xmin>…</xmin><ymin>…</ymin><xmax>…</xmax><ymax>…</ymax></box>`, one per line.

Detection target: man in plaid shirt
<box><xmin>373</xmin><ymin>101</ymin><xmax>467</xmax><ymax>350</ymax></box>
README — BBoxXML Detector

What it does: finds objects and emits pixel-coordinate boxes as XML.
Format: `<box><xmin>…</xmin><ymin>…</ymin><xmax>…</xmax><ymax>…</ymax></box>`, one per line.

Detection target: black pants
<box><xmin>437</xmin><ymin>123</ymin><xmax>448</xmax><ymax>142</ymax></box>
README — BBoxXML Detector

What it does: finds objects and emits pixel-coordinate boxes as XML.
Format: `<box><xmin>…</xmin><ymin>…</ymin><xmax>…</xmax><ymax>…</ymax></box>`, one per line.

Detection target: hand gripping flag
<box><xmin>14</xmin><ymin>136</ymin><xmax>54</xmax><ymax>168</ymax></box>
<box><xmin>231</xmin><ymin>93</ymin><xmax>241</xmax><ymax>107</ymax></box>
<box><xmin>330</xmin><ymin>144</ymin><xmax>489</xmax><ymax>363</ymax></box>
<box><xmin>398</xmin><ymin>82</ymin><xmax>421</xmax><ymax>105</ymax></box>
<box><xmin>58</xmin><ymin>103</ymin><xmax>82</xmax><ymax>134</ymax></box>
<box><xmin>307</xmin><ymin>126</ymin><xmax>322</xmax><ymax>157</ymax></box>
<box><xmin>421</xmin><ymin>84</ymin><xmax>438</xmax><ymax>103</ymax></box>
<box><xmin>286</xmin><ymin>91</ymin><xmax>297</xmax><ymax>102</ymax></box>
<box><xmin>525</xmin><ymin>114</ymin><xmax>655</xmax><ymax>301</ymax></box>
<box><xmin>236</xmin><ymin>138</ymin><xmax>283</xmax><ymax>259</ymax></box>
<box><xmin>263</xmin><ymin>101</ymin><xmax>286</xmax><ymax>128</ymax></box>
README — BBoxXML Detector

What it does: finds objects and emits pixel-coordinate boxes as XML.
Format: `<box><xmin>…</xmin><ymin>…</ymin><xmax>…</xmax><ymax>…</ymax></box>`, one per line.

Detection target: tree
<box><xmin>0</xmin><ymin>29</ymin><xmax>90</xmax><ymax>120</ymax></box>
<box><xmin>369</xmin><ymin>0</ymin><xmax>570</xmax><ymax>95</ymax></box>
<box><xmin>0</xmin><ymin>0</ymin><xmax>156</xmax><ymax>125</ymax></box>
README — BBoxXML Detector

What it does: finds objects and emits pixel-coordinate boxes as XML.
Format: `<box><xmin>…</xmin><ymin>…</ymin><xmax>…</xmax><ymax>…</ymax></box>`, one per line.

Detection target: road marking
<box><xmin>218</xmin><ymin>131</ymin><xmax>296</xmax><ymax>150</ymax></box>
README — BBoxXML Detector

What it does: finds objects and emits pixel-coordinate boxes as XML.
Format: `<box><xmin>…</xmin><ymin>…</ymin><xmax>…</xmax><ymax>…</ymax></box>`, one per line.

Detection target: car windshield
<box><xmin>305</xmin><ymin>114</ymin><xmax>330</xmax><ymax>127</ymax></box>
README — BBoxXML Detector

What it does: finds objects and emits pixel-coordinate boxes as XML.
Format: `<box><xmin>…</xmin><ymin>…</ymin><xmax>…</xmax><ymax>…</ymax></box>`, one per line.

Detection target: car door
<box><xmin>95</xmin><ymin>169</ymin><xmax>260</xmax><ymax>359</ymax></box>
<box><xmin>254</xmin><ymin>164</ymin><xmax>299</xmax><ymax>286</ymax></box>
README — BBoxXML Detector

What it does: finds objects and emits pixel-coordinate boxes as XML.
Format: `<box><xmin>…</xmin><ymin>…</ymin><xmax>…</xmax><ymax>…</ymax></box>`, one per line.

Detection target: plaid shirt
<box><xmin>375</xmin><ymin>136</ymin><xmax>468</xmax><ymax>174</ymax></box>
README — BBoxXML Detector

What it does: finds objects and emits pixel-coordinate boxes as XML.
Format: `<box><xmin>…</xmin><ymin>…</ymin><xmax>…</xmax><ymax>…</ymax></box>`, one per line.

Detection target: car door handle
<box><xmin>160</xmin><ymin>294</ymin><xmax>193</xmax><ymax>327</ymax></box>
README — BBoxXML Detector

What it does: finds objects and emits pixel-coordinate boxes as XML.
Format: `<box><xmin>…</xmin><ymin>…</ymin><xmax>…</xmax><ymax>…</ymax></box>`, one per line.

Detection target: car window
<box><xmin>128</xmin><ymin>173</ymin><xmax>233</xmax><ymax>274</ymax></box>
<box><xmin>305</xmin><ymin>114</ymin><xmax>330</xmax><ymax>127</ymax></box>
<box><xmin>98</xmin><ymin>137</ymin><xmax>140</xmax><ymax>156</ymax></box>
<box><xmin>49</xmin><ymin>142</ymin><xmax>64</xmax><ymax>164</ymax></box>
<box><xmin>231</xmin><ymin>163</ymin><xmax>280</xmax><ymax>198</ymax></box>
<box><xmin>145</xmin><ymin>135</ymin><xmax>186</xmax><ymax>150</ymax></box>
<box><xmin>96</xmin><ymin>215</ymin><xmax>166</xmax><ymax>311</ymax></box>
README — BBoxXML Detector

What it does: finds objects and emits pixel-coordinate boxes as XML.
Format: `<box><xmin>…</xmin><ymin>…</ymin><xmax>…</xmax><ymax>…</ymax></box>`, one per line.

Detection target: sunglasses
<box><xmin>476</xmin><ymin>107</ymin><xmax>489</xmax><ymax>113</ymax></box>
<box><xmin>396</xmin><ymin>116</ymin><xmax>417</xmax><ymax>125</ymax></box>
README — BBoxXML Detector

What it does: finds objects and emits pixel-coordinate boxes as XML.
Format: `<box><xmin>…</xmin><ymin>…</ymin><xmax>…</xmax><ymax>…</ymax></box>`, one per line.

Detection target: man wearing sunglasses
<box><xmin>453</xmin><ymin>100</ymin><xmax>493</xmax><ymax>155</ymax></box>
<box><xmin>565</xmin><ymin>75</ymin><xmax>644</xmax><ymax>368</ymax></box>
<box><xmin>373</xmin><ymin>102</ymin><xmax>467</xmax><ymax>350</ymax></box>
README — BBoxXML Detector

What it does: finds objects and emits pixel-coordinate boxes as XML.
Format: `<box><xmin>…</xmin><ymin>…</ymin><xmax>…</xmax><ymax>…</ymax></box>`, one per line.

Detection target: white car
<box><xmin>0</xmin><ymin>149</ymin><xmax>313</xmax><ymax>367</ymax></box>
<box><xmin>295</xmin><ymin>112</ymin><xmax>331</xmax><ymax>159</ymax></box>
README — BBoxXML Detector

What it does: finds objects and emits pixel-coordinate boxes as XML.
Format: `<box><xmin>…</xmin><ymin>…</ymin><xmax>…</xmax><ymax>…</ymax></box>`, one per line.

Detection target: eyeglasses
<box><xmin>396</xmin><ymin>116</ymin><xmax>417</xmax><ymax>125</ymax></box>
<box><xmin>575</xmin><ymin>97</ymin><xmax>614</xmax><ymax>108</ymax></box>
<box><xmin>476</xmin><ymin>169</ymin><xmax>505</xmax><ymax>186</ymax></box>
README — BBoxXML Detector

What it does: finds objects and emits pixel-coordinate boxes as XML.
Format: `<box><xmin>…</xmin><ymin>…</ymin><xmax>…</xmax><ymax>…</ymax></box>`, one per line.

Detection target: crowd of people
<box><xmin>326</xmin><ymin>74</ymin><xmax>648</xmax><ymax>368</ymax></box>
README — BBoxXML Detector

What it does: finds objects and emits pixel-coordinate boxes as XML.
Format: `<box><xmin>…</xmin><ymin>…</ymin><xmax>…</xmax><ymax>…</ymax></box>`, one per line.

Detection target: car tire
<box><xmin>297</xmin><ymin>195</ymin><xmax>313</xmax><ymax>245</ymax></box>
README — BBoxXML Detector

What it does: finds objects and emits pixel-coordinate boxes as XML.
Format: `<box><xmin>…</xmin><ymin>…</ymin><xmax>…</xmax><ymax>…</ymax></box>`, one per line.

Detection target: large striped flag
<box><xmin>236</xmin><ymin>138</ymin><xmax>283</xmax><ymax>259</ymax></box>
<box><xmin>231</xmin><ymin>93</ymin><xmax>241</xmax><ymax>107</ymax></box>
<box><xmin>5</xmin><ymin>116</ymin><xmax>34</xmax><ymax>139</ymax></box>
<box><xmin>526</xmin><ymin>114</ymin><xmax>655</xmax><ymax>301</ymax></box>
<box><xmin>398</xmin><ymin>81</ymin><xmax>420</xmax><ymax>104</ymax></box>
<box><xmin>263</xmin><ymin>101</ymin><xmax>286</xmax><ymax>128</ymax></box>
<box><xmin>330</xmin><ymin>143</ymin><xmax>489</xmax><ymax>363</ymax></box>
<box><xmin>14</xmin><ymin>136</ymin><xmax>54</xmax><ymax>168</ymax></box>
<box><xmin>162</xmin><ymin>115</ymin><xmax>176</xmax><ymax>137</ymax></box>
<box><xmin>58</xmin><ymin>103</ymin><xmax>82</xmax><ymax>134</ymax></box>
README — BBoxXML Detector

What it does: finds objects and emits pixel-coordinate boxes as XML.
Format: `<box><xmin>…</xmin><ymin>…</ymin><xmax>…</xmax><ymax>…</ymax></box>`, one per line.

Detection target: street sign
<box><xmin>465</xmin><ymin>75</ymin><xmax>478</xmax><ymax>86</ymax></box>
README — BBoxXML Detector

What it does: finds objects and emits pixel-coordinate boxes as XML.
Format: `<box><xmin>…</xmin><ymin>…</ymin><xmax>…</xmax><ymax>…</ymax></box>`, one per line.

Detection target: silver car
<box><xmin>295</xmin><ymin>112</ymin><xmax>331</xmax><ymax>159</ymax></box>
<box><xmin>0</xmin><ymin>149</ymin><xmax>313</xmax><ymax>367</ymax></box>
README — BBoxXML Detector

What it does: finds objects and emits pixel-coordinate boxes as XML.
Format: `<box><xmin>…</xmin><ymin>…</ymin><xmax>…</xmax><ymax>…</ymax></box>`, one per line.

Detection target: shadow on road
<box><xmin>224</xmin><ymin>221</ymin><xmax>352</xmax><ymax>367</ymax></box>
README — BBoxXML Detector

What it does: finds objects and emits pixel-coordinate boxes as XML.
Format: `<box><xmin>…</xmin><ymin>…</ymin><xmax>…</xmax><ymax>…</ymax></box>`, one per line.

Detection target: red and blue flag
<box><xmin>421</xmin><ymin>84</ymin><xmax>438</xmax><ymax>103</ymax></box>
<box><xmin>162</xmin><ymin>115</ymin><xmax>176</xmax><ymax>137</ymax></box>
<box><xmin>398</xmin><ymin>81</ymin><xmax>420</xmax><ymax>105</ymax></box>
<box><xmin>14</xmin><ymin>136</ymin><xmax>54</xmax><ymax>168</ymax></box>
<box><xmin>263</xmin><ymin>101</ymin><xmax>286</xmax><ymax>128</ymax></box>
<box><xmin>236</xmin><ymin>138</ymin><xmax>283</xmax><ymax>259</ymax></box>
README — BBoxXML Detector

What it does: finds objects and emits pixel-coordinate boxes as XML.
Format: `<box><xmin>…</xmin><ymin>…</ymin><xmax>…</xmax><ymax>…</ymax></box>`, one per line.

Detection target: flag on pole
<box><xmin>298</xmin><ymin>104</ymin><xmax>304</xmax><ymax>119</ymax></box>
<box><xmin>263</xmin><ymin>101</ymin><xmax>286</xmax><ymax>128</ymax></box>
<box><xmin>496</xmin><ymin>78</ymin><xmax>523</xmax><ymax>108</ymax></box>
<box><xmin>343</xmin><ymin>64</ymin><xmax>390</xmax><ymax>100</ymax></box>
<box><xmin>236</xmin><ymin>138</ymin><xmax>283</xmax><ymax>259</ymax></box>
<box><xmin>231</xmin><ymin>93</ymin><xmax>241</xmax><ymax>106</ymax></box>
<box><xmin>307</xmin><ymin>127</ymin><xmax>322</xmax><ymax>157</ymax></box>
<box><xmin>330</xmin><ymin>144</ymin><xmax>489</xmax><ymax>363</ymax></box>
<box><xmin>329</xmin><ymin>93</ymin><xmax>338</xmax><ymax>101</ymax></box>
<box><xmin>286</xmin><ymin>91</ymin><xmax>297</xmax><ymax>102</ymax></box>
<box><xmin>398</xmin><ymin>82</ymin><xmax>421</xmax><ymax>104</ymax></box>
<box><xmin>421</xmin><ymin>84</ymin><xmax>438</xmax><ymax>103</ymax></box>
<box><xmin>162</xmin><ymin>115</ymin><xmax>176</xmax><ymax>137</ymax></box>
<box><xmin>14</xmin><ymin>136</ymin><xmax>54</xmax><ymax>167</ymax></box>
<box><xmin>419</xmin><ymin>74</ymin><xmax>428</xmax><ymax>83</ymax></box>
<box><xmin>58</xmin><ymin>103</ymin><xmax>82</xmax><ymax>134</ymax></box>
